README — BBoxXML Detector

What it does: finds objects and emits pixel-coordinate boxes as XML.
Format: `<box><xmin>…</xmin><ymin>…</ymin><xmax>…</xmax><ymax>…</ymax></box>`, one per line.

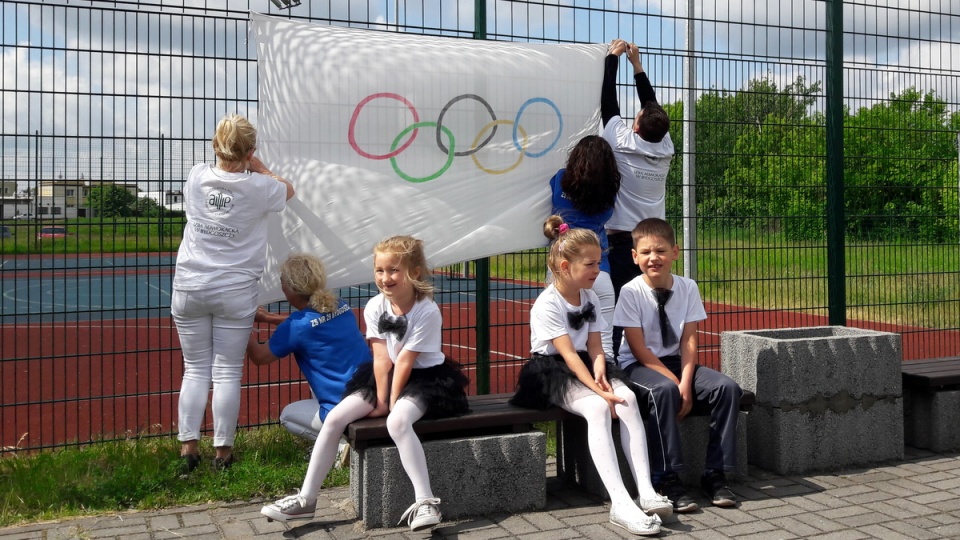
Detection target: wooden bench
<box><xmin>902</xmin><ymin>357</ymin><xmax>960</xmax><ymax>452</ymax></box>
<box><xmin>344</xmin><ymin>389</ymin><xmax>755</xmax><ymax>527</ymax></box>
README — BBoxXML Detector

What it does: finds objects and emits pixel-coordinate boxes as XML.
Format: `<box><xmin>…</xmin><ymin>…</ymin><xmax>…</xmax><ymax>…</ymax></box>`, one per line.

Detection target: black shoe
<box><xmin>655</xmin><ymin>471</ymin><xmax>698</xmax><ymax>513</ymax></box>
<box><xmin>213</xmin><ymin>454</ymin><xmax>236</xmax><ymax>471</ymax></box>
<box><xmin>178</xmin><ymin>453</ymin><xmax>201</xmax><ymax>478</ymax></box>
<box><xmin>701</xmin><ymin>470</ymin><xmax>737</xmax><ymax>507</ymax></box>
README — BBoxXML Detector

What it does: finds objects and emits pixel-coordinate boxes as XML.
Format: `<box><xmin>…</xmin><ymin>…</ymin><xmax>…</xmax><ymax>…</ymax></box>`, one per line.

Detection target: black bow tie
<box><xmin>567</xmin><ymin>301</ymin><xmax>597</xmax><ymax>331</ymax></box>
<box><xmin>653</xmin><ymin>288</ymin><xmax>678</xmax><ymax>347</ymax></box>
<box><xmin>377</xmin><ymin>312</ymin><xmax>407</xmax><ymax>340</ymax></box>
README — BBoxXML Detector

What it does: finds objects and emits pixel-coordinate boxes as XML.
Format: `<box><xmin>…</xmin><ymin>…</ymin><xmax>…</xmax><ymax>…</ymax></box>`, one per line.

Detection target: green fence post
<box><xmin>472</xmin><ymin>1</ymin><xmax>491</xmax><ymax>395</ymax></box>
<box><xmin>825</xmin><ymin>0</ymin><xmax>847</xmax><ymax>326</ymax></box>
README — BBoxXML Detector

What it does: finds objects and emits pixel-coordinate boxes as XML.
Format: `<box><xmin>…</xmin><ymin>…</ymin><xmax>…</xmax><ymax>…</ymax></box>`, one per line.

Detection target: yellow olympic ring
<box><xmin>470</xmin><ymin>120</ymin><xmax>529</xmax><ymax>175</ymax></box>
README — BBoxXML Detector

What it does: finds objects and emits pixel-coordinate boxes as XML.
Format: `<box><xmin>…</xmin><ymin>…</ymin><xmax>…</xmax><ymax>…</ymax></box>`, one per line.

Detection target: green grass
<box><xmin>0</xmin><ymin>423</ymin><xmax>559</xmax><ymax>527</ymax></box>
<box><xmin>0</xmin><ymin>425</ymin><xmax>343</xmax><ymax>528</ymax></box>
<box><xmin>0</xmin><ymin>217</ymin><xmax>185</xmax><ymax>254</ymax></box>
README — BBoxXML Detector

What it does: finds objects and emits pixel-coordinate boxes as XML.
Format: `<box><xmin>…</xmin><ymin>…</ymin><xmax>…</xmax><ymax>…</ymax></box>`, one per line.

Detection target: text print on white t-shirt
<box><xmin>206</xmin><ymin>187</ymin><xmax>235</xmax><ymax>216</ymax></box>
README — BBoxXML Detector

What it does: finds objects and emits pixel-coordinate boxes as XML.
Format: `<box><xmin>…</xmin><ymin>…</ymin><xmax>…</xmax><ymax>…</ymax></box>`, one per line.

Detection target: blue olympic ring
<box><xmin>513</xmin><ymin>97</ymin><xmax>563</xmax><ymax>158</ymax></box>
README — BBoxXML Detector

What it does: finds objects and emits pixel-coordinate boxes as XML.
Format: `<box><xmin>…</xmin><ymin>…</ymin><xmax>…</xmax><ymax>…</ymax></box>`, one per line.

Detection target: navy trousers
<box><xmin>608</xmin><ymin>231</ymin><xmax>641</xmax><ymax>357</ymax></box>
<box><xmin>625</xmin><ymin>356</ymin><xmax>742</xmax><ymax>474</ymax></box>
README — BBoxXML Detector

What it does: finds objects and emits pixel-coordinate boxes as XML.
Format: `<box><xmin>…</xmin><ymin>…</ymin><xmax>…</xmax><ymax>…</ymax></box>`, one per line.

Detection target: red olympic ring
<box><xmin>348</xmin><ymin>93</ymin><xmax>420</xmax><ymax>160</ymax></box>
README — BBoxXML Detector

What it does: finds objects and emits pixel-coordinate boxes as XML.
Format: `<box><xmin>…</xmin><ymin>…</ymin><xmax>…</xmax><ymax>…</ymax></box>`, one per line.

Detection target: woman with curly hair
<box><xmin>548</xmin><ymin>134</ymin><xmax>622</xmax><ymax>358</ymax></box>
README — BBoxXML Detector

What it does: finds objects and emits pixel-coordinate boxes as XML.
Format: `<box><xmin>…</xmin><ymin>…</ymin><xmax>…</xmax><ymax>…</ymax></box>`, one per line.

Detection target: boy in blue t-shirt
<box><xmin>613</xmin><ymin>218</ymin><xmax>742</xmax><ymax>512</ymax></box>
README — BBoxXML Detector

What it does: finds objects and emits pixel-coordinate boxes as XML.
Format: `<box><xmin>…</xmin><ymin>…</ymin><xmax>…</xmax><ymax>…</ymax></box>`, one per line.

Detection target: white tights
<box><xmin>563</xmin><ymin>384</ymin><xmax>658</xmax><ymax>507</ymax></box>
<box><xmin>300</xmin><ymin>394</ymin><xmax>373</xmax><ymax>499</ymax></box>
<box><xmin>300</xmin><ymin>395</ymin><xmax>433</xmax><ymax>502</ymax></box>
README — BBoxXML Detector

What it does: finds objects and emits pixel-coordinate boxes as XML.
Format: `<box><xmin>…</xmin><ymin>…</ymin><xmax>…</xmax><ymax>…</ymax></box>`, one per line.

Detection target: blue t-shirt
<box><xmin>550</xmin><ymin>169</ymin><xmax>613</xmax><ymax>273</ymax></box>
<box><xmin>268</xmin><ymin>299</ymin><xmax>371</xmax><ymax>421</ymax></box>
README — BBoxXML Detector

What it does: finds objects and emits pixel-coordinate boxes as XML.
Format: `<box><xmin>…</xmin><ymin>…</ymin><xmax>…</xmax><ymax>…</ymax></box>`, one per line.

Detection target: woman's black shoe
<box><xmin>213</xmin><ymin>454</ymin><xmax>236</xmax><ymax>471</ymax></box>
<box><xmin>178</xmin><ymin>454</ymin><xmax>201</xmax><ymax>478</ymax></box>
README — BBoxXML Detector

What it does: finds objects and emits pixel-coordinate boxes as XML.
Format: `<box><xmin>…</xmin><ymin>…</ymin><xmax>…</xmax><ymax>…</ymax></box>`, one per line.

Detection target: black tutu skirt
<box><xmin>343</xmin><ymin>357</ymin><xmax>470</xmax><ymax>419</ymax></box>
<box><xmin>510</xmin><ymin>351</ymin><xmax>646</xmax><ymax>416</ymax></box>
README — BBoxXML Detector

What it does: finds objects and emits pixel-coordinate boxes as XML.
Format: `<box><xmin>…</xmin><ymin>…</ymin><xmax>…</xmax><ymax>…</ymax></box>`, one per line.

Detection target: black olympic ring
<box><xmin>435</xmin><ymin>94</ymin><xmax>498</xmax><ymax>157</ymax></box>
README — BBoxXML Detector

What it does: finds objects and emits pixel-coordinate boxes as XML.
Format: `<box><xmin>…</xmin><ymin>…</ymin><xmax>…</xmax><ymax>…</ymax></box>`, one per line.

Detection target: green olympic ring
<box><xmin>471</xmin><ymin>120</ymin><xmax>529</xmax><ymax>175</ymax></box>
<box><xmin>389</xmin><ymin>121</ymin><xmax>456</xmax><ymax>183</ymax></box>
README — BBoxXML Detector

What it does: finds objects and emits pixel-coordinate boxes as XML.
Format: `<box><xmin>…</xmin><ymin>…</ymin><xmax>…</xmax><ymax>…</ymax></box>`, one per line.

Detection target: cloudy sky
<box><xmin>3</xmin><ymin>0</ymin><xmax>959</xmax><ymax>187</ymax></box>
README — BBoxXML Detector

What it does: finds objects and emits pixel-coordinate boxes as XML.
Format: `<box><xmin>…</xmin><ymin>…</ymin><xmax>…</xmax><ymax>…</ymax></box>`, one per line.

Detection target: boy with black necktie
<box><xmin>613</xmin><ymin>218</ymin><xmax>743</xmax><ymax>512</ymax></box>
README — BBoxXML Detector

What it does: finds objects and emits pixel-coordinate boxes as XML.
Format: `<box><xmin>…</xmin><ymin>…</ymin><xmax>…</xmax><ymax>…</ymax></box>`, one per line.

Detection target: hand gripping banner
<box><xmin>251</xmin><ymin>13</ymin><xmax>604</xmax><ymax>300</ymax></box>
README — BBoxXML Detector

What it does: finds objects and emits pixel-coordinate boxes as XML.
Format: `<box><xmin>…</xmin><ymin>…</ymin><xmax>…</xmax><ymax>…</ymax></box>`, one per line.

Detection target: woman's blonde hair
<box><xmin>543</xmin><ymin>215</ymin><xmax>601</xmax><ymax>281</ymax></box>
<box><xmin>373</xmin><ymin>235</ymin><xmax>434</xmax><ymax>301</ymax></box>
<box><xmin>280</xmin><ymin>254</ymin><xmax>338</xmax><ymax>313</ymax></box>
<box><xmin>212</xmin><ymin>113</ymin><xmax>257</xmax><ymax>165</ymax></box>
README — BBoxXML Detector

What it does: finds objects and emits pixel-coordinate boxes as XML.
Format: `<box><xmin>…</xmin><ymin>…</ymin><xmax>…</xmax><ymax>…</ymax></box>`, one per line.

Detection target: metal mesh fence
<box><xmin>1</xmin><ymin>0</ymin><xmax>958</xmax><ymax>452</ymax></box>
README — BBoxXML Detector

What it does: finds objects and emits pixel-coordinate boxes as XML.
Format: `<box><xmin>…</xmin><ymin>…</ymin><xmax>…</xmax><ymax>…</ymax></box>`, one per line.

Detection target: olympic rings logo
<box><xmin>348</xmin><ymin>93</ymin><xmax>563</xmax><ymax>183</ymax></box>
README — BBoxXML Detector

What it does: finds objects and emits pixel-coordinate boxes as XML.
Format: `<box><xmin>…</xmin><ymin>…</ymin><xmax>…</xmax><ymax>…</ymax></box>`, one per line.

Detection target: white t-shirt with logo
<box><xmin>364</xmin><ymin>293</ymin><xmax>446</xmax><ymax>369</ymax></box>
<box><xmin>602</xmin><ymin>116</ymin><xmax>675</xmax><ymax>231</ymax></box>
<box><xmin>173</xmin><ymin>163</ymin><xmax>288</xmax><ymax>290</ymax></box>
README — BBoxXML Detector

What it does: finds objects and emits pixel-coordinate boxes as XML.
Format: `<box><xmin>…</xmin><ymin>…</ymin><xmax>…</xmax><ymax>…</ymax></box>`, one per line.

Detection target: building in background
<box><xmin>35</xmin><ymin>175</ymin><xmax>139</xmax><ymax>219</ymax></box>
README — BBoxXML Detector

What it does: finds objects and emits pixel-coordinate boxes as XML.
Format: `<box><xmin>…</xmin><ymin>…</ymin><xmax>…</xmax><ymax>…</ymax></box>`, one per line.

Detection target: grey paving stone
<box><xmin>767</xmin><ymin>515</ymin><xmax>825</xmax><ymax>537</ymax></box>
<box><xmin>87</xmin><ymin>524</ymin><xmax>150</xmax><ymax>538</ymax></box>
<box><xmin>807</xmin><ymin>531</ymin><xmax>872</xmax><ymax>540</ymax></box>
<box><xmin>181</xmin><ymin>510</ymin><xmax>216</xmax><ymax>527</ymax></box>
<box><xmin>791</xmin><ymin>512</ymin><xmax>848</xmax><ymax>532</ymax></box>
<box><xmin>715</xmin><ymin>519</ymin><xmax>780</xmax><ymax>537</ymax></box>
<box><xmin>734</xmin><ymin>531</ymin><xmax>798</xmax><ymax>540</ymax></box>
<box><xmin>488</xmin><ymin>515</ymin><xmax>540</xmax><ymax>536</ymax></box>
<box><xmin>862</xmin><ymin>499</ymin><xmax>927</xmax><ymax>520</ymax></box>
<box><xmin>788</xmin><ymin>493</ymin><xmax>839</xmax><ymax>511</ymax></box>
<box><xmin>747</xmin><ymin>502</ymin><xmax>808</xmax><ymax>520</ymax></box>
<box><xmin>834</xmin><ymin>510</ymin><xmax>895</xmax><ymax>528</ymax></box>
<box><xmin>0</xmin><ymin>532</ymin><xmax>43</xmax><ymax>540</ymax></box>
<box><xmin>876</xmin><ymin>519</ymin><xmax>945</xmax><ymax>540</ymax></box>
<box><xmin>844</xmin><ymin>490</ymin><xmax>897</xmax><ymax>505</ymax></box>
<box><xmin>910</xmin><ymin>472</ymin><xmax>957</xmax><ymax>484</ymax></box>
<box><xmin>515</xmin><ymin>511</ymin><xmax>569</xmax><ymax>532</ymax></box>
<box><xmin>571</xmin><ymin>523</ymin><xmax>631</xmax><ymax>540</ymax></box>
<box><xmin>515</xmin><ymin>528</ymin><xmax>582</xmax><ymax>540</ymax></box>
<box><xmin>889</xmin><ymin>477</ymin><xmax>940</xmax><ymax>494</ymax></box>
<box><xmin>871</xmin><ymin>479</ymin><xmax>925</xmax><ymax>497</ymax></box>
<box><xmin>929</xmin><ymin>476</ymin><xmax>960</xmax><ymax>491</ymax></box>
<box><xmin>156</xmin><ymin>523</ymin><xmax>219</xmax><ymax>538</ymax></box>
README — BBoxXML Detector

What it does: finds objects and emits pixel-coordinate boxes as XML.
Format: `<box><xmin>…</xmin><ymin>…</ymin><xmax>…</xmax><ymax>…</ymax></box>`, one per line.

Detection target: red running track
<box><xmin>2</xmin><ymin>302</ymin><xmax>957</xmax><ymax>452</ymax></box>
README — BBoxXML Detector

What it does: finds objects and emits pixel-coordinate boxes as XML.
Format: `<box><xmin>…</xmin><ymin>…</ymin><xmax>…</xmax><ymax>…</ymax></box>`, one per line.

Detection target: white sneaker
<box><xmin>609</xmin><ymin>502</ymin><xmax>662</xmax><ymax>536</ymax></box>
<box><xmin>636</xmin><ymin>492</ymin><xmax>673</xmax><ymax>518</ymax></box>
<box><xmin>261</xmin><ymin>491</ymin><xmax>316</xmax><ymax>522</ymax></box>
<box><xmin>398</xmin><ymin>498</ymin><xmax>442</xmax><ymax>531</ymax></box>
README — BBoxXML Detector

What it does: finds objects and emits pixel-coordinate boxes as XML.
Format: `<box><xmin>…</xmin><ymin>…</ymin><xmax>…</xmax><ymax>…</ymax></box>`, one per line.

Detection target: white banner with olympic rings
<box><xmin>251</xmin><ymin>13</ymin><xmax>606</xmax><ymax>299</ymax></box>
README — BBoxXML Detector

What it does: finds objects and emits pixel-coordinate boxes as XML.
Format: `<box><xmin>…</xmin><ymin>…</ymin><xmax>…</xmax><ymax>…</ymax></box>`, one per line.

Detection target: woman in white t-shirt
<box><xmin>173</xmin><ymin>114</ymin><xmax>295</xmax><ymax>475</ymax></box>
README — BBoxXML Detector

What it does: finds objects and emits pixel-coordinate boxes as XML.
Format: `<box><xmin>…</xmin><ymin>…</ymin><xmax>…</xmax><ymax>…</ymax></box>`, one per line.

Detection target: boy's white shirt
<box><xmin>530</xmin><ymin>285</ymin><xmax>607</xmax><ymax>355</ymax></box>
<box><xmin>612</xmin><ymin>273</ymin><xmax>707</xmax><ymax>368</ymax></box>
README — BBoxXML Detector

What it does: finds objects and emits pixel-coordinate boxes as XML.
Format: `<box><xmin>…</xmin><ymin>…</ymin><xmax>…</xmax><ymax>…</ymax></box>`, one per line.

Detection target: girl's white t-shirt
<box><xmin>364</xmin><ymin>293</ymin><xmax>445</xmax><ymax>369</ymax></box>
<box><xmin>530</xmin><ymin>285</ymin><xmax>607</xmax><ymax>355</ymax></box>
<box><xmin>173</xmin><ymin>163</ymin><xmax>287</xmax><ymax>290</ymax></box>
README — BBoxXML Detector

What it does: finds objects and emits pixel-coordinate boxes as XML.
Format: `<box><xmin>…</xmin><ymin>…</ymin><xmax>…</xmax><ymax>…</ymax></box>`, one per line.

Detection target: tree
<box><xmin>86</xmin><ymin>184</ymin><xmax>137</xmax><ymax>218</ymax></box>
<box><xmin>844</xmin><ymin>88</ymin><xmax>956</xmax><ymax>240</ymax></box>
<box><xmin>136</xmin><ymin>196</ymin><xmax>163</xmax><ymax>217</ymax></box>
